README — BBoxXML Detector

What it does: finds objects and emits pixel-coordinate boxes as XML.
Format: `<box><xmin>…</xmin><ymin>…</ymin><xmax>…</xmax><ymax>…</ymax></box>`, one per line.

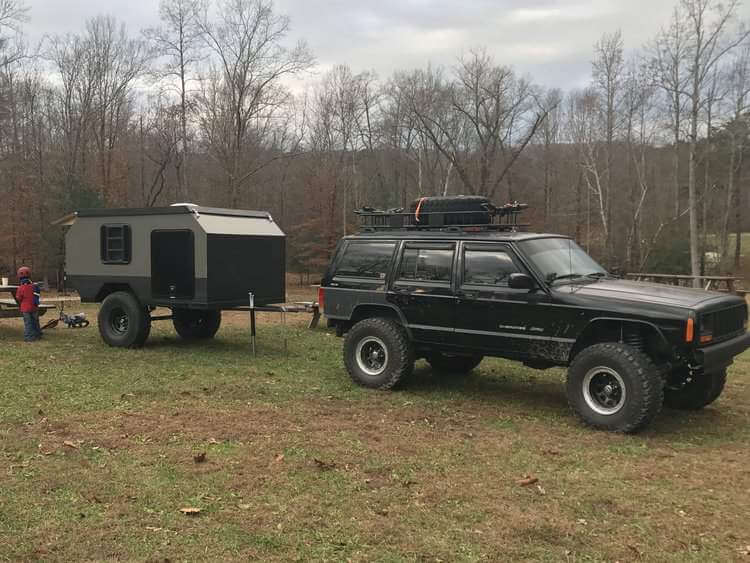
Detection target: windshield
<box><xmin>518</xmin><ymin>238</ymin><xmax>606</xmax><ymax>284</ymax></box>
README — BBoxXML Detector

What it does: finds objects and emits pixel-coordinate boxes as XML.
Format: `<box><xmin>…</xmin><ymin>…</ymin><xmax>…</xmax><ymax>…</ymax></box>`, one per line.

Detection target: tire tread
<box><xmin>567</xmin><ymin>342</ymin><xmax>663</xmax><ymax>433</ymax></box>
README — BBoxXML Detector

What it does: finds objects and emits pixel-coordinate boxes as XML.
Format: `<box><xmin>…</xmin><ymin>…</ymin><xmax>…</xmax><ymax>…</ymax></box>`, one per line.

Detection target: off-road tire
<box><xmin>98</xmin><ymin>291</ymin><xmax>151</xmax><ymax>348</ymax></box>
<box><xmin>172</xmin><ymin>309</ymin><xmax>222</xmax><ymax>340</ymax></box>
<box><xmin>343</xmin><ymin>318</ymin><xmax>414</xmax><ymax>389</ymax></box>
<box><xmin>566</xmin><ymin>342</ymin><xmax>663</xmax><ymax>433</ymax></box>
<box><xmin>664</xmin><ymin>369</ymin><xmax>727</xmax><ymax>410</ymax></box>
<box><xmin>427</xmin><ymin>352</ymin><xmax>483</xmax><ymax>374</ymax></box>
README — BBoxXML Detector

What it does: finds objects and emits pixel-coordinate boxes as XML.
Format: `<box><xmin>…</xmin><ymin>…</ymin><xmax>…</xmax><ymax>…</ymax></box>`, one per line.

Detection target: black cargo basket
<box><xmin>355</xmin><ymin>196</ymin><xmax>528</xmax><ymax>232</ymax></box>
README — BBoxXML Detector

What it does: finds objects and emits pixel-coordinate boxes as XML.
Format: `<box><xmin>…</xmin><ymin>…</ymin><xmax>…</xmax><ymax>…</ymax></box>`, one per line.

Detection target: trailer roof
<box><xmin>52</xmin><ymin>204</ymin><xmax>272</xmax><ymax>226</ymax></box>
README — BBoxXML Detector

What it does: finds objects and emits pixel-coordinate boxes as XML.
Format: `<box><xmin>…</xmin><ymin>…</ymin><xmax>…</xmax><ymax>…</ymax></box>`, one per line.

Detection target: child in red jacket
<box><xmin>15</xmin><ymin>266</ymin><xmax>42</xmax><ymax>342</ymax></box>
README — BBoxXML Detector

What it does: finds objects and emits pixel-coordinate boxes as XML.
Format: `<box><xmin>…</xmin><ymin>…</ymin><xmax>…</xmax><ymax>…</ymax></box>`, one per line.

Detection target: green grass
<box><xmin>1</xmin><ymin>307</ymin><xmax>750</xmax><ymax>561</ymax></box>
<box><xmin>706</xmin><ymin>232</ymin><xmax>750</xmax><ymax>257</ymax></box>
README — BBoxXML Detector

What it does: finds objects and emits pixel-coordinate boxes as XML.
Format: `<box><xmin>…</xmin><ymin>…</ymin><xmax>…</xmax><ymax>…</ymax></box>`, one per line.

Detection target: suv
<box><xmin>319</xmin><ymin>197</ymin><xmax>750</xmax><ymax>433</ymax></box>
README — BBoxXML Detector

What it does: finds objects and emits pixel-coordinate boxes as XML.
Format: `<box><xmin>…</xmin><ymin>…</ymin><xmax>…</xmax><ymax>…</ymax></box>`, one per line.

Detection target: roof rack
<box><xmin>354</xmin><ymin>201</ymin><xmax>529</xmax><ymax>233</ymax></box>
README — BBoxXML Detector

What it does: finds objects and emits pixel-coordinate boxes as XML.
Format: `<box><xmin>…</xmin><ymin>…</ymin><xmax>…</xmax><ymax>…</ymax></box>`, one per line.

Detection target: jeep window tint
<box><xmin>100</xmin><ymin>224</ymin><xmax>132</xmax><ymax>264</ymax></box>
<box><xmin>398</xmin><ymin>247</ymin><xmax>454</xmax><ymax>282</ymax></box>
<box><xmin>335</xmin><ymin>242</ymin><xmax>396</xmax><ymax>279</ymax></box>
<box><xmin>464</xmin><ymin>249</ymin><xmax>519</xmax><ymax>286</ymax></box>
<box><xmin>519</xmin><ymin>238</ymin><xmax>605</xmax><ymax>282</ymax></box>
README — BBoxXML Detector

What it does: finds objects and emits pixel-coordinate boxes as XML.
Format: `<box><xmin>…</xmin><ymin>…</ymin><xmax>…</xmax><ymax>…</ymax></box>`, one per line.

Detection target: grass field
<box><xmin>2</xmin><ymin>293</ymin><xmax>750</xmax><ymax>561</ymax></box>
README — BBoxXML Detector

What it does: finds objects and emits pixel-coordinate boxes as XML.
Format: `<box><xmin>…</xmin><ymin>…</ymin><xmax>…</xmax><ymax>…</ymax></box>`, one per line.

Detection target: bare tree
<box><xmin>720</xmin><ymin>41</ymin><xmax>750</xmax><ymax>268</ymax></box>
<box><xmin>568</xmin><ymin>88</ymin><xmax>608</xmax><ymax>255</ymax></box>
<box><xmin>681</xmin><ymin>0</ymin><xmax>748</xmax><ymax>286</ymax></box>
<box><xmin>592</xmin><ymin>30</ymin><xmax>625</xmax><ymax>262</ymax></box>
<box><xmin>196</xmin><ymin>0</ymin><xmax>313</xmax><ymax>207</ymax></box>
<box><xmin>144</xmin><ymin>0</ymin><xmax>204</xmax><ymax>200</ymax></box>
<box><xmin>651</xmin><ymin>8</ymin><xmax>690</xmax><ymax>218</ymax></box>
<box><xmin>538</xmin><ymin>87</ymin><xmax>563</xmax><ymax>228</ymax></box>
<box><xmin>86</xmin><ymin>15</ymin><xmax>151</xmax><ymax>201</ymax></box>
<box><xmin>407</xmin><ymin>50</ymin><xmax>551</xmax><ymax>198</ymax></box>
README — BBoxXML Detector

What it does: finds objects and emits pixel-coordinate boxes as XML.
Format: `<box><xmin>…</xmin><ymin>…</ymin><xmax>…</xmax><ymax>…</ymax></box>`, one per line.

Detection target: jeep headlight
<box><xmin>699</xmin><ymin>314</ymin><xmax>714</xmax><ymax>344</ymax></box>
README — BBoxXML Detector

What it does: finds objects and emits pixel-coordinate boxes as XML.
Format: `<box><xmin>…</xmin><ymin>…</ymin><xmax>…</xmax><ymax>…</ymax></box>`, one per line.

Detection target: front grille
<box><xmin>701</xmin><ymin>305</ymin><xmax>747</xmax><ymax>344</ymax></box>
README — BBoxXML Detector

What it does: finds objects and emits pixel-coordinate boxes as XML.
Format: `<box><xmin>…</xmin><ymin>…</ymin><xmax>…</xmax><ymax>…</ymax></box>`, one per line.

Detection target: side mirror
<box><xmin>508</xmin><ymin>273</ymin><xmax>535</xmax><ymax>290</ymax></box>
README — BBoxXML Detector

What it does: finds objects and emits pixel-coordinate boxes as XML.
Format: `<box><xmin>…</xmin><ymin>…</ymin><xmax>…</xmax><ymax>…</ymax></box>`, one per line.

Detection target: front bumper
<box><xmin>695</xmin><ymin>331</ymin><xmax>750</xmax><ymax>372</ymax></box>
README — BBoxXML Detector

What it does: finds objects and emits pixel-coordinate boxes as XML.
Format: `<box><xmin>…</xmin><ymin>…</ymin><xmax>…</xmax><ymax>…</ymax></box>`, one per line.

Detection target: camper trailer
<box><xmin>55</xmin><ymin>204</ymin><xmax>285</xmax><ymax>348</ymax></box>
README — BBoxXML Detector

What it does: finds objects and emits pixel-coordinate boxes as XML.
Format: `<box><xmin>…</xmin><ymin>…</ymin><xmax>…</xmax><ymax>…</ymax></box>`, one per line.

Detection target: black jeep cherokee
<box><xmin>319</xmin><ymin>197</ymin><xmax>749</xmax><ymax>433</ymax></box>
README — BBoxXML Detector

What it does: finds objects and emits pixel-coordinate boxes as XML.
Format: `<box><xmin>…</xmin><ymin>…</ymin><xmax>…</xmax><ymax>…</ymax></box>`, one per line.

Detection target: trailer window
<box><xmin>101</xmin><ymin>224</ymin><xmax>132</xmax><ymax>264</ymax></box>
<box><xmin>335</xmin><ymin>242</ymin><xmax>396</xmax><ymax>279</ymax></box>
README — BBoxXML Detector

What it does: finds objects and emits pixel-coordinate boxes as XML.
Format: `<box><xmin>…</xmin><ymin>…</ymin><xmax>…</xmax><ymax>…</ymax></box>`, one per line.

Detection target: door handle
<box><xmin>393</xmin><ymin>286</ymin><xmax>413</xmax><ymax>294</ymax></box>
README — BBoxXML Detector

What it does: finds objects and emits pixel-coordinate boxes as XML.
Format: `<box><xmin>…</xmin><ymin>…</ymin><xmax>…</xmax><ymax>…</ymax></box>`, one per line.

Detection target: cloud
<box><xmin>19</xmin><ymin>0</ymin><xmax>750</xmax><ymax>92</ymax></box>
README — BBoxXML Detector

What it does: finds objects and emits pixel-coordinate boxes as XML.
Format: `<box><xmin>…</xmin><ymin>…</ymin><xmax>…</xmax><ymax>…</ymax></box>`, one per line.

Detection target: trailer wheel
<box><xmin>172</xmin><ymin>309</ymin><xmax>222</xmax><ymax>340</ymax></box>
<box><xmin>98</xmin><ymin>291</ymin><xmax>151</xmax><ymax>348</ymax></box>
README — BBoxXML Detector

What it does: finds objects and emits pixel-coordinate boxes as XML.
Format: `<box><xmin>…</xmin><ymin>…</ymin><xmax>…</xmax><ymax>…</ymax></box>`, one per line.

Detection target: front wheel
<box><xmin>664</xmin><ymin>369</ymin><xmax>726</xmax><ymax>410</ymax></box>
<box><xmin>172</xmin><ymin>309</ymin><xmax>222</xmax><ymax>340</ymax></box>
<box><xmin>427</xmin><ymin>352</ymin><xmax>483</xmax><ymax>374</ymax></box>
<box><xmin>566</xmin><ymin>343</ymin><xmax>663</xmax><ymax>433</ymax></box>
<box><xmin>343</xmin><ymin>318</ymin><xmax>414</xmax><ymax>389</ymax></box>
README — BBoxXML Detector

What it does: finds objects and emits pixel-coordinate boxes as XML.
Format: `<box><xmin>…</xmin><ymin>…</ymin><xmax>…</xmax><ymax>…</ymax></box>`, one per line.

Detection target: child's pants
<box><xmin>23</xmin><ymin>312</ymin><xmax>41</xmax><ymax>341</ymax></box>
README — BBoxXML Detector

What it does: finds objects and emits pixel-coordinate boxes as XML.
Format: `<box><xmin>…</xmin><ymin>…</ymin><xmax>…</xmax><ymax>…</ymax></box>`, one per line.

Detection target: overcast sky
<box><xmin>23</xmin><ymin>0</ymin><xmax>750</xmax><ymax>90</ymax></box>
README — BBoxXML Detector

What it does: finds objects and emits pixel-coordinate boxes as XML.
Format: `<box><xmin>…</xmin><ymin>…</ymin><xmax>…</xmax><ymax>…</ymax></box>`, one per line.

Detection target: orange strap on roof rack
<box><xmin>414</xmin><ymin>197</ymin><xmax>427</xmax><ymax>223</ymax></box>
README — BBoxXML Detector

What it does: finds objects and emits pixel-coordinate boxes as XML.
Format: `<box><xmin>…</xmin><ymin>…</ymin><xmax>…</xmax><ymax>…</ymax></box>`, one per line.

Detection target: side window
<box><xmin>463</xmin><ymin>248</ymin><xmax>520</xmax><ymax>287</ymax></box>
<box><xmin>334</xmin><ymin>241</ymin><xmax>396</xmax><ymax>279</ymax></box>
<box><xmin>398</xmin><ymin>245</ymin><xmax>454</xmax><ymax>283</ymax></box>
<box><xmin>100</xmin><ymin>224</ymin><xmax>132</xmax><ymax>264</ymax></box>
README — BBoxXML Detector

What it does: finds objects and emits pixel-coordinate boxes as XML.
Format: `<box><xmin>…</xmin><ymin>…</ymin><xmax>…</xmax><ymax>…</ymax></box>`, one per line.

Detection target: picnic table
<box><xmin>0</xmin><ymin>285</ymin><xmax>55</xmax><ymax>319</ymax></box>
<box><xmin>626</xmin><ymin>273</ymin><xmax>743</xmax><ymax>293</ymax></box>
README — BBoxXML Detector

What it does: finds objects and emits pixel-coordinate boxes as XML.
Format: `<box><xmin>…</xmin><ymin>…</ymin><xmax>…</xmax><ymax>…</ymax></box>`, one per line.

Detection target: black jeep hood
<box><xmin>556</xmin><ymin>279</ymin><xmax>735</xmax><ymax>309</ymax></box>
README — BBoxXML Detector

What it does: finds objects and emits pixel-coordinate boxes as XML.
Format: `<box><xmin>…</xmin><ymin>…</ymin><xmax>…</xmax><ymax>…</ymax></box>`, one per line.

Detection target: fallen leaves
<box><xmin>193</xmin><ymin>452</ymin><xmax>206</xmax><ymax>463</ymax></box>
<box><xmin>63</xmin><ymin>440</ymin><xmax>79</xmax><ymax>449</ymax></box>
<box><xmin>179</xmin><ymin>507</ymin><xmax>201</xmax><ymax>516</ymax></box>
<box><xmin>517</xmin><ymin>475</ymin><xmax>538</xmax><ymax>486</ymax></box>
<box><xmin>274</xmin><ymin>453</ymin><xmax>285</xmax><ymax>463</ymax></box>
<box><xmin>313</xmin><ymin>458</ymin><xmax>335</xmax><ymax>471</ymax></box>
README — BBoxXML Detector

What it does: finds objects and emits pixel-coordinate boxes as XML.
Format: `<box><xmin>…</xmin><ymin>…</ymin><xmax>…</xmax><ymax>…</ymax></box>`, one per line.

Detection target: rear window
<box><xmin>334</xmin><ymin>241</ymin><xmax>396</xmax><ymax>279</ymax></box>
<box><xmin>398</xmin><ymin>246</ymin><xmax>454</xmax><ymax>283</ymax></box>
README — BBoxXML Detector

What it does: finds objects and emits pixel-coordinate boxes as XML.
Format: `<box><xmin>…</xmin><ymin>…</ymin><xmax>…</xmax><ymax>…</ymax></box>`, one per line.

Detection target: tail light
<box><xmin>318</xmin><ymin>286</ymin><xmax>325</xmax><ymax>311</ymax></box>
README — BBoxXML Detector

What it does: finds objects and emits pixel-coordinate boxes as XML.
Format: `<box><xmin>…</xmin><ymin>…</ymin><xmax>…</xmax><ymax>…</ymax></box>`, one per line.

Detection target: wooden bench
<box><xmin>0</xmin><ymin>287</ymin><xmax>56</xmax><ymax>320</ymax></box>
<box><xmin>627</xmin><ymin>273</ymin><xmax>743</xmax><ymax>293</ymax></box>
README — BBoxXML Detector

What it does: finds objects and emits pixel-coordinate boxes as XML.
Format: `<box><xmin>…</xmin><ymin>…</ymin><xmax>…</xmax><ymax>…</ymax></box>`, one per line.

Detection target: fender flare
<box><xmin>571</xmin><ymin>317</ymin><xmax>671</xmax><ymax>361</ymax></box>
<box><xmin>349</xmin><ymin>303</ymin><xmax>413</xmax><ymax>338</ymax></box>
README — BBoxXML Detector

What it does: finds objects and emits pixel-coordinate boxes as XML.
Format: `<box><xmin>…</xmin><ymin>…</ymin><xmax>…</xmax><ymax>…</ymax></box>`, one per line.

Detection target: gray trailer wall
<box><xmin>66</xmin><ymin>213</ymin><xmax>206</xmax><ymax>301</ymax></box>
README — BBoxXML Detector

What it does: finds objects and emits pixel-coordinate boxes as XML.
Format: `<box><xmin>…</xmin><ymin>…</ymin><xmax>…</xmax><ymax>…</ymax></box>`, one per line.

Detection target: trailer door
<box><xmin>151</xmin><ymin>230</ymin><xmax>195</xmax><ymax>299</ymax></box>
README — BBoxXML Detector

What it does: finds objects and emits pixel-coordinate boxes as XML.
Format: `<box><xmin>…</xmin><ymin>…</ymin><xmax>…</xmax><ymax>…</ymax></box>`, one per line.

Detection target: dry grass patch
<box><xmin>1</xmin><ymin>302</ymin><xmax>750</xmax><ymax>561</ymax></box>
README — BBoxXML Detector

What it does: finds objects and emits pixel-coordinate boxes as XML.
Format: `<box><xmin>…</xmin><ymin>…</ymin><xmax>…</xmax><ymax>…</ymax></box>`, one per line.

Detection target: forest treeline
<box><xmin>0</xmin><ymin>0</ymin><xmax>748</xmax><ymax>283</ymax></box>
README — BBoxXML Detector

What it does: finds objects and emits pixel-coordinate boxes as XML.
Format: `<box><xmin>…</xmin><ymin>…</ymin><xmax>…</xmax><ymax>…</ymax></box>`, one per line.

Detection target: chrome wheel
<box><xmin>110</xmin><ymin>307</ymin><xmax>129</xmax><ymax>335</ymax></box>
<box><xmin>582</xmin><ymin>366</ymin><xmax>626</xmax><ymax>415</ymax></box>
<box><xmin>355</xmin><ymin>336</ymin><xmax>388</xmax><ymax>376</ymax></box>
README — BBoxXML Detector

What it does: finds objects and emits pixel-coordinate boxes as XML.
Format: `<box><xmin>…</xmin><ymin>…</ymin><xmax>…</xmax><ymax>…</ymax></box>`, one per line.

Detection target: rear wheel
<box><xmin>664</xmin><ymin>369</ymin><xmax>726</xmax><ymax>410</ymax></box>
<box><xmin>427</xmin><ymin>352</ymin><xmax>483</xmax><ymax>374</ymax></box>
<box><xmin>566</xmin><ymin>342</ymin><xmax>663</xmax><ymax>433</ymax></box>
<box><xmin>98</xmin><ymin>291</ymin><xmax>151</xmax><ymax>348</ymax></box>
<box><xmin>344</xmin><ymin>318</ymin><xmax>414</xmax><ymax>389</ymax></box>
<box><xmin>172</xmin><ymin>309</ymin><xmax>222</xmax><ymax>340</ymax></box>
